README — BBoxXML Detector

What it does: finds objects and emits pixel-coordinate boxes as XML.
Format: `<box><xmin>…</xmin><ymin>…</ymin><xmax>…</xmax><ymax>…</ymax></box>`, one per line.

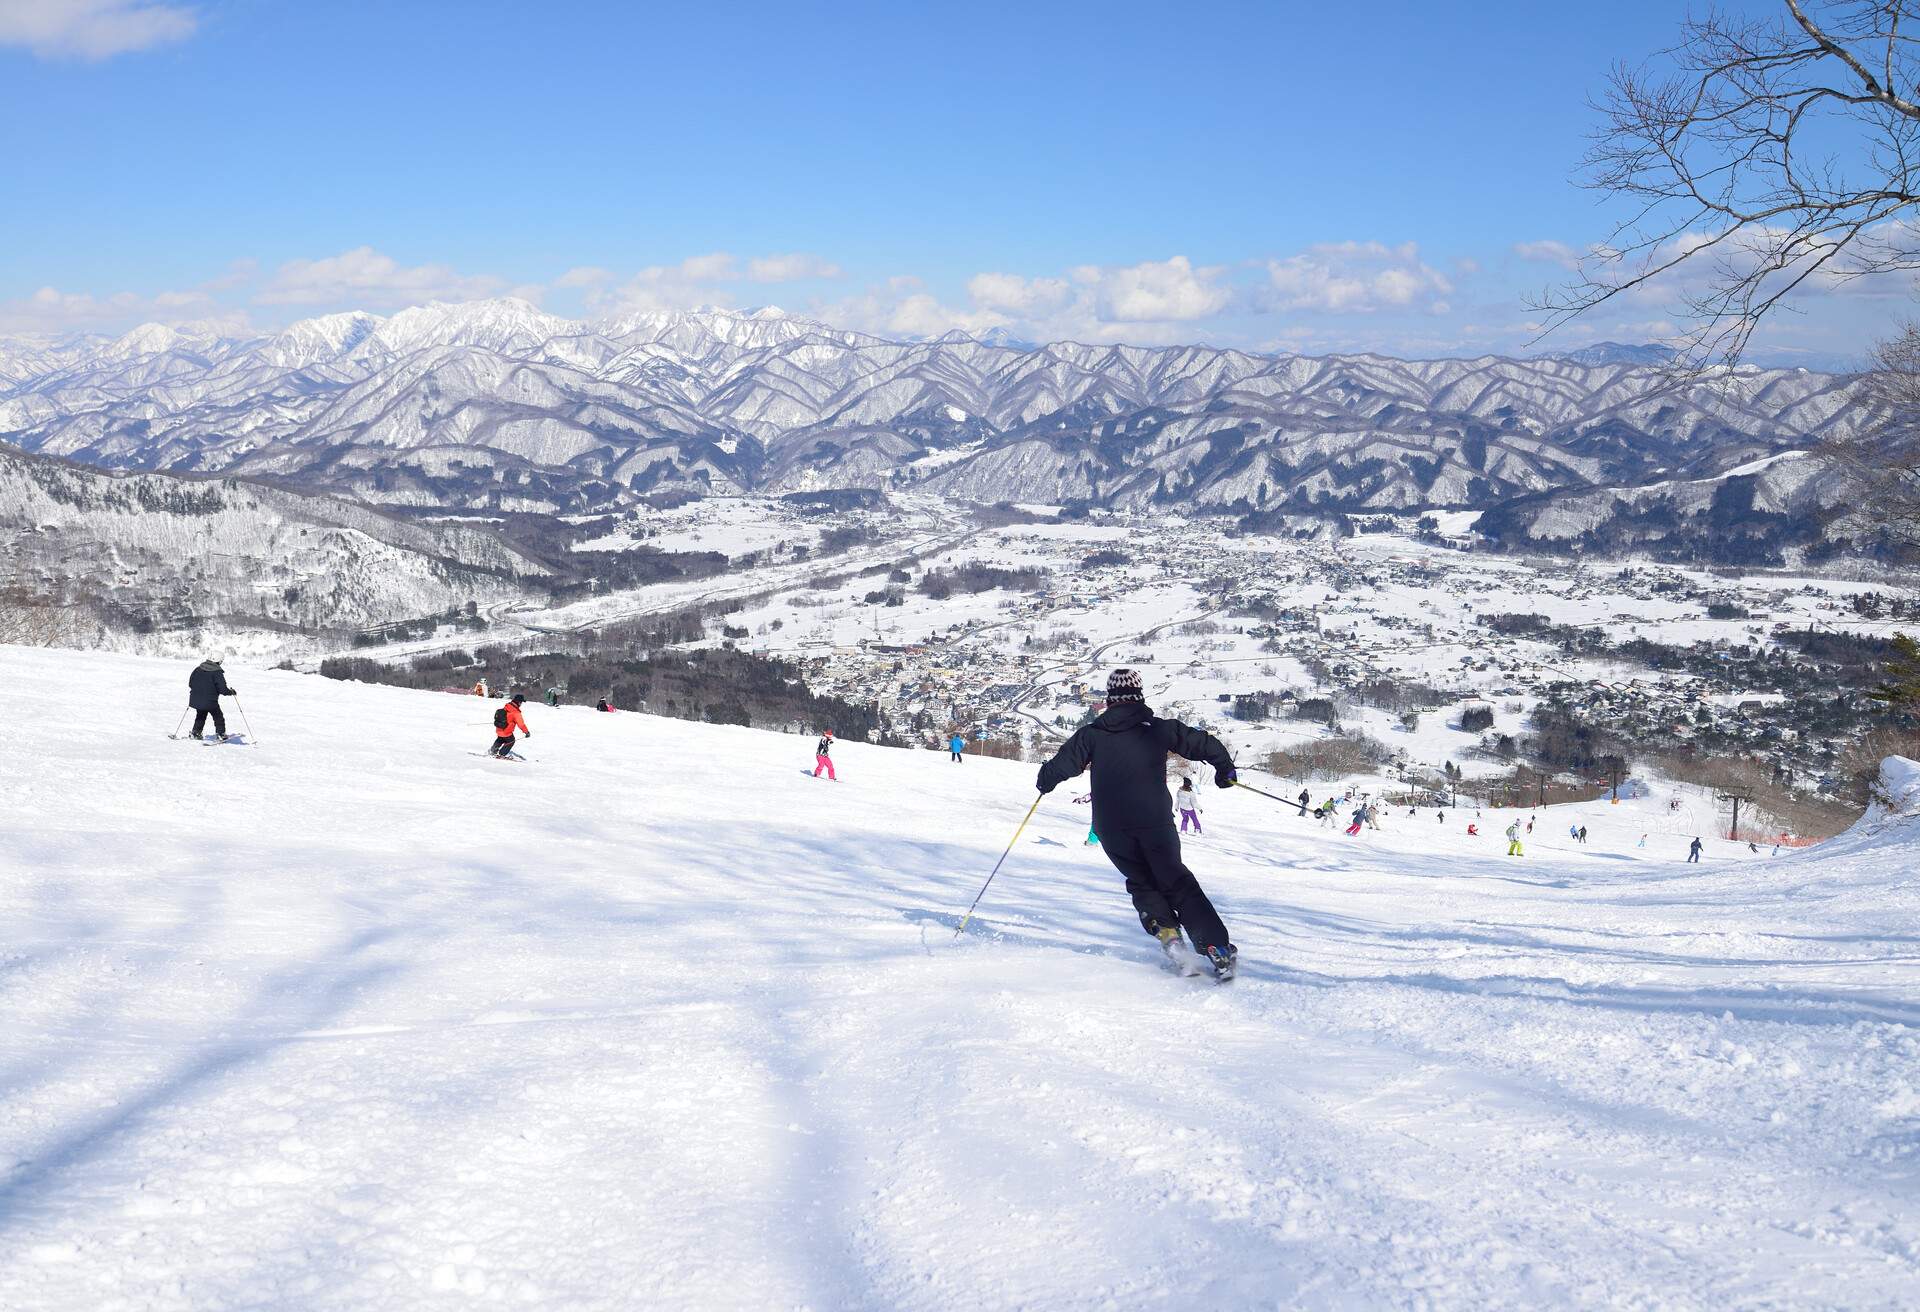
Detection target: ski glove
<box><xmin>1215</xmin><ymin>766</ymin><xmax>1237</xmax><ymax>789</ymax></box>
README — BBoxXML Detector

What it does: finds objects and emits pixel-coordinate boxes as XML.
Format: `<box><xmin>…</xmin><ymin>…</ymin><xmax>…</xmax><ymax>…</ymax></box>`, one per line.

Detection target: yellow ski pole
<box><xmin>954</xmin><ymin>793</ymin><xmax>1043</xmax><ymax>938</ymax></box>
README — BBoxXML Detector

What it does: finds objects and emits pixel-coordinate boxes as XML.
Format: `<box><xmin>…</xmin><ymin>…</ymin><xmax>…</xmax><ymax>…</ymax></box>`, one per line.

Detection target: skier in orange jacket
<box><xmin>489</xmin><ymin>691</ymin><xmax>530</xmax><ymax>758</ymax></box>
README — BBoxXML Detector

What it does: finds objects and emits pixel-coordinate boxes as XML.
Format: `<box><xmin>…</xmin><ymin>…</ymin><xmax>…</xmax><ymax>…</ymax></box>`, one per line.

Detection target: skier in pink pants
<box><xmin>813</xmin><ymin>729</ymin><xmax>837</xmax><ymax>780</ymax></box>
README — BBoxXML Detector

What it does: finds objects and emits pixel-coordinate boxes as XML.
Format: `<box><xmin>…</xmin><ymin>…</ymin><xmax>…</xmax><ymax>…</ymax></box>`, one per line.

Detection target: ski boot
<box><xmin>1206</xmin><ymin>944</ymin><xmax>1238</xmax><ymax>983</ymax></box>
<box><xmin>1143</xmin><ymin>916</ymin><xmax>1202</xmax><ymax>975</ymax></box>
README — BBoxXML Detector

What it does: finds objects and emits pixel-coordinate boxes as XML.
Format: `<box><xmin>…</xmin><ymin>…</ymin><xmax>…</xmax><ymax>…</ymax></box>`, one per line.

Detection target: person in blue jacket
<box><xmin>949</xmin><ymin>732</ymin><xmax>966</xmax><ymax>762</ymax></box>
<box><xmin>1036</xmin><ymin>668</ymin><xmax>1239</xmax><ymax>980</ymax></box>
<box><xmin>187</xmin><ymin>655</ymin><xmax>236</xmax><ymax>741</ymax></box>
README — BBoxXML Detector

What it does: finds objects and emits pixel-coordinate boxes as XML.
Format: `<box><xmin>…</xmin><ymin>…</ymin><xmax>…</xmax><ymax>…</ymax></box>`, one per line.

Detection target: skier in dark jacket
<box><xmin>1036</xmin><ymin>668</ymin><xmax>1240</xmax><ymax>980</ymax></box>
<box><xmin>187</xmin><ymin>656</ymin><xmax>235</xmax><ymax>740</ymax></box>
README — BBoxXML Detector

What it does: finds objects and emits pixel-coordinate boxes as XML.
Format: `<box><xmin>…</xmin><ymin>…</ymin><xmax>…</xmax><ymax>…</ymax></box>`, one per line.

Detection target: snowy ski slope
<box><xmin>2</xmin><ymin>647</ymin><xmax>1918</xmax><ymax>1309</ymax></box>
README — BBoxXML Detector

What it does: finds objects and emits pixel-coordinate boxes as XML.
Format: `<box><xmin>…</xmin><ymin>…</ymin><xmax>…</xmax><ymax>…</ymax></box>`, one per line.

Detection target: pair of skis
<box><xmin>167</xmin><ymin>733</ymin><xmax>252</xmax><ymax>747</ymax></box>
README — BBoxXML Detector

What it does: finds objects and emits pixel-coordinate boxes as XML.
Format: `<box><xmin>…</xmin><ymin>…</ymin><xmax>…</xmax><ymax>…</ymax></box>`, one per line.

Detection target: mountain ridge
<box><xmin>0</xmin><ymin>302</ymin><xmax>1879</xmax><ymax>540</ymax></box>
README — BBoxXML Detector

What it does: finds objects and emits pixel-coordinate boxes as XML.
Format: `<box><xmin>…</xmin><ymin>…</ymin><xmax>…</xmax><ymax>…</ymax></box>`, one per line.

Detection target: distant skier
<box><xmin>489</xmin><ymin>691</ymin><xmax>529</xmax><ymax>758</ymax></box>
<box><xmin>1297</xmin><ymin>787</ymin><xmax>1311</xmax><ymax>814</ymax></box>
<box><xmin>1505</xmin><ymin>821</ymin><xmax>1523</xmax><ymax>856</ymax></box>
<box><xmin>1466</xmin><ymin>822</ymin><xmax>1479</xmax><ymax>836</ymax></box>
<box><xmin>1073</xmin><ymin>792</ymin><xmax>1098</xmax><ymax>845</ymax></box>
<box><xmin>472</xmin><ymin>678</ymin><xmax>489</xmax><ymax>698</ymax></box>
<box><xmin>1637</xmin><ymin>833</ymin><xmax>1647</xmax><ymax>848</ymax></box>
<box><xmin>1577</xmin><ymin>825</ymin><xmax>1589</xmax><ymax>845</ymax></box>
<box><xmin>1175</xmin><ymin>777</ymin><xmax>1202</xmax><ymax>833</ymax></box>
<box><xmin>814</xmin><ymin>730</ymin><xmax>837</xmax><ymax>780</ymax></box>
<box><xmin>1345</xmin><ymin>806</ymin><xmax>1365</xmax><ymax>837</ymax></box>
<box><xmin>545</xmin><ymin>687</ymin><xmax>562</xmax><ymax>708</ymax></box>
<box><xmin>595</xmin><ymin>696</ymin><xmax>616</xmax><ymax>712</ymax></box>
<box><xmin>1438</xmin><ymin>810</ymin><xmax>1446</xmax><ymax>825</ymax></box>
<box><xmin>186</xmin><ymin>655</ymin><xmax>236</xmax><ymax>741</ymax></box>
<box><xmin>1036</xmin><ymin>668</ymin><xmax>1239</xmax><ymax>981</ymax></box>
<box><xmin>1687</xmin><ymin>836</ymin><xmax>1703</xmax><ymax>863</ymax></box>
<box><xmin>949</xmin><ymin>732</ymin><xmax>966</xmax><ymax>762</ymax></box>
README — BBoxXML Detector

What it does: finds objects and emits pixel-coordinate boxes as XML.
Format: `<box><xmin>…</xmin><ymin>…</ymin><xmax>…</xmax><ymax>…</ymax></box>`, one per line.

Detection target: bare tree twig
<box><xmin>1535</xmin><ymin>1</ymin><xmax>1920</xmax><ymax>371</ymax></box>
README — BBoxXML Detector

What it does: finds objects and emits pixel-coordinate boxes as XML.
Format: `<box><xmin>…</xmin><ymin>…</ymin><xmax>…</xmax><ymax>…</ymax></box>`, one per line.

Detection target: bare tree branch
<box><xmin>1534</xmin><ymin>1</ymin><xmax>1920</xmax><ymax>370</ymax></box>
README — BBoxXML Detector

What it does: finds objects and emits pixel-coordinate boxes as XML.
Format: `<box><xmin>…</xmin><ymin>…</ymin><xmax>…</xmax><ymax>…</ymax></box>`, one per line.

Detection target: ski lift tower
<box><xmin>1715</xmin><ymin>787</ymin><xmax>1756</xmax><ymax>842</ymax></box>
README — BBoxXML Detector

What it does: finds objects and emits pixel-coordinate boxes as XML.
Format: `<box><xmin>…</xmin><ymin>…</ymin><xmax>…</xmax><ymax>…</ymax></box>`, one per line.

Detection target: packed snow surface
<box><xmin>3</xmin><ymin>647</ymin><xmax>1919</xmax><ymax>1309</ymax></box>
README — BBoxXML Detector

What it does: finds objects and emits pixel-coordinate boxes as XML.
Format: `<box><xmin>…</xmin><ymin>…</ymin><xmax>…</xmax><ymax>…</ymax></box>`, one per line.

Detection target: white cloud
<box><xmin>745</xmin><ymin>253</ymin><xmax>842</xmax><ymax>282</ymax></box>
<box><xmin>819</xmin><ymin>276</ymin><xmax>1007</xmax><ymax>339</ymax></box>
<box><xmin>0</xmin><ymin>0</ymin><xmax>196</xmax><ymax>60</ymax></box>
<box><xmin>578</xmin><ymin>252</ymin><xmax>844</xmax><ymax>314</ymax></box>
<box><xmin>0</xmin><ymin>283</ymin><xmax>248</xmax><ymax>336</ymax></box>
<box><xmin>1512</xmin><ymin>239</ymin><xmax>1581</xmax><ymax>270</ymax></box>
<box><xmin>254</xmin><ymin>246</ymin><xmax>505</xmax><ymax>308</ymax></box>
<box><xmin>966</xmin><ymin>271</ymin><xmax>1073</xmax><ymax>316</ymax></box>
<box><xmin>554</xmin><ymin>266</ymin><xmax>614</xmax><ymax>289</ymax></box>
<box><xmin>1081</xmin><ymin>255</ymin><xmax>1231</xmax><ymax>322</ymax></box>
<box><xmin>1261</xmin><ymin>241</ymin><xmax>1453</xmax><ymax>314</ymax></box>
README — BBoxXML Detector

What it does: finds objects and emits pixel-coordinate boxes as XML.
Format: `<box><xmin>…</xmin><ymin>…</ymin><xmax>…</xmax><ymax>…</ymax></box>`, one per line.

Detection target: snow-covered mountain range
<box><xmin>0</xmin><ymin>443</ymin><xmax>544</xmax><ymax>640</ymax></box>
<box><xmin>0</xmin><ymin>300</ymin><xmax>1877</xmax><ymax>521</ymax></box>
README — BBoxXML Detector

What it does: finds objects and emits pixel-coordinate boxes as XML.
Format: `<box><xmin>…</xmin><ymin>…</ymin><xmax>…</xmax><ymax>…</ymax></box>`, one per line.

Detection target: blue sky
<box><xmin>0</xmin><ymin>0</ymin><xmax>1899</xmax><ymax>362</ymax></box>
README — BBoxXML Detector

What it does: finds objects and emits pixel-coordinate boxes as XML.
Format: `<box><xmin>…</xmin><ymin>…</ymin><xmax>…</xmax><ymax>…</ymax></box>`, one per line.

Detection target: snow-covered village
<box><xmin>7</xmin><ymin>3</ymin><xmax>1920</xmax><ymax>1310</ymax></box>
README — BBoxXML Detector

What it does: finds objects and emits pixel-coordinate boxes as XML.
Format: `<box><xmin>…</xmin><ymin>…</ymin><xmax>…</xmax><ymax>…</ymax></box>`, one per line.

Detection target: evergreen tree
<box><xmin>1868</xmin><ymin>633</ymin><xmax>1920</xmax><ymax>717</ymax></box>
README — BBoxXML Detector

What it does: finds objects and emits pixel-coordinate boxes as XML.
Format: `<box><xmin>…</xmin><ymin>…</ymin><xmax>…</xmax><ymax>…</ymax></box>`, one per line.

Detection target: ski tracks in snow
<box><xmin>2</xmin><ymin>647</ymin><xmax>1918</xmax><ymax>1308</ymax></box>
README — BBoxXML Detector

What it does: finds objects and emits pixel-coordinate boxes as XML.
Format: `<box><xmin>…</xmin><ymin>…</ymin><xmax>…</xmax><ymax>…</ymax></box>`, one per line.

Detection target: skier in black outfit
<box><xmin>1036</xmin><ymin>668</ymin><xmax>1240</xmax><ymax>980</ymax></box>
<box><xmin>187</xmin><ymin>656</ymin><xmax>236</xmax><ymax>740</ymax></box>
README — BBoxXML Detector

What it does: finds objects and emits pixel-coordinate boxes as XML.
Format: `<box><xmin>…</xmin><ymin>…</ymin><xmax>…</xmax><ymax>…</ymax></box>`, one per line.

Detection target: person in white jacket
<box><xmin>1175</xmin><ymin>777</ymin><xmax>1203</xmax><ymax>834</ymax></box>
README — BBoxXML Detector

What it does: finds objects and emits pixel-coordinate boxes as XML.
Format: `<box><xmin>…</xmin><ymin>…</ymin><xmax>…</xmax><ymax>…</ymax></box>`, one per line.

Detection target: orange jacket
<box><xmin>496</xmin><ymin>701</ymin><xmax>528</xmax><ymax>737</ymax></box>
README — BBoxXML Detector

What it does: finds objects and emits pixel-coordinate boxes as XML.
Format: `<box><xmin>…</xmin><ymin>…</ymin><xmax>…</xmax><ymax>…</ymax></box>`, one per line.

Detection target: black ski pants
<box><xmin>1099</xmin><ymin>823</ymin><xmax>1230</xmax><ymax>954</ymax></box>
<box><xmin>489</xmin><ymin>734</ymin><xmax>516</xmax><ymax>757</ymax></box>
<box><xmin>191</xmin><ymin>706</ymin><xmax>226</xmax><ymax>738</ymax></box>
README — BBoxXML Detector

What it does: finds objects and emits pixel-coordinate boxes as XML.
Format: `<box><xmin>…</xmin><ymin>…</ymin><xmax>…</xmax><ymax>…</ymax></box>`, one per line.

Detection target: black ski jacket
<box><xmin>188</xmin><ymin>660</ymin><xmax>234</xmax><ymax>710</ymax></box>
<box><xmin>1036</xmin><ymin>702</ymin><xmax>1234</xmax><ymax>836</ymax></box>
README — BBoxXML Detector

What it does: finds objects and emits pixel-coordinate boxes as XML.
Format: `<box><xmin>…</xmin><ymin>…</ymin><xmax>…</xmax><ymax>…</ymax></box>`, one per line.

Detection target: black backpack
<box><xmin>493</xmin><ymin>705</ymin><xmax>509</xmax><ymax>730</ymax></box>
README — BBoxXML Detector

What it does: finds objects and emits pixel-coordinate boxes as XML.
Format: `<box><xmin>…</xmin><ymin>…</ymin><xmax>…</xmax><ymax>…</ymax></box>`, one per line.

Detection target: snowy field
<box><xmin>3</xmin><ymin>647</ymin><xmax>1919</xmax><ymax>1309</ymax></box>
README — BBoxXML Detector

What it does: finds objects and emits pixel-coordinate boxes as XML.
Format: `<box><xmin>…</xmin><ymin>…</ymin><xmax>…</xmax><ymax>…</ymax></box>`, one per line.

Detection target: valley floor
<box><xmin>1</xmin><ymin>648</ymin><xmax>1917</xmax><ymax>1310</ymax></box>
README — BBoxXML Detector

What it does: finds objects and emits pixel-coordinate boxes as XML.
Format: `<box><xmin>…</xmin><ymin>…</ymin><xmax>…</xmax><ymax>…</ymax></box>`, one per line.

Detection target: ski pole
<box><xmin>954</xmin><ymin>793</ymin><xmax>1042</xmax><ymax>938</ymax></box>
<box><xmin>233</xmin><ymin>695</ymin><xmax>255</xmax><ymax>742</ymax></box>
<box><xmin>1233</xmin><ymin>779</ymin><xmax>1308</xmax><ymax>817</ymax></box>
<box><xmin>170</xmin><ymin>707</ymin><xmax>188</xmax><ymax>738</ymax></box>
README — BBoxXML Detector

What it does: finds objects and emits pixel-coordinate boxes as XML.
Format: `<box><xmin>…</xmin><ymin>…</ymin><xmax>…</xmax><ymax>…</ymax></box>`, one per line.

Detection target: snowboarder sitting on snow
<box><xmin>595</xmin><ymin>696</ymin><xmax>615</xmax><ymax>712</ymax></box>
<box><xmin>490</xmin><ymin>691</ymin><xmax>530</xmax><ymax>758</ymax></box>
<box><xmin>814</xmin><ymin>730</ymin><xmax>837</xmax><ymax>780</ymax></box>
<box><xmin>187</xmin><ymin>655</ymin><xmax>236</xmax><ymax>741</ymax></box>
<box><xmin>1466</xmin><ymin>823</ymin><xmax>1479</xmax><ymax>836</ymax></box>
<box><xmin>1036</xmin><ymin>668</ymin><xmax>1239</xmax><ymax>981</ymax></box>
